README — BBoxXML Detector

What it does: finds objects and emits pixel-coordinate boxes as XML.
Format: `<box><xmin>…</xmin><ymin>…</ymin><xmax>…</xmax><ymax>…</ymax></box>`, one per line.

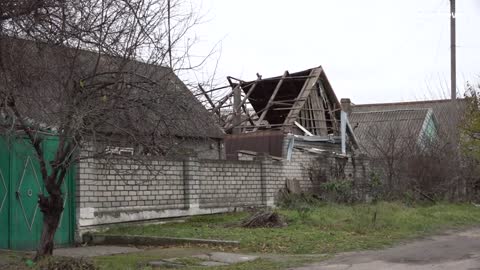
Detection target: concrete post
<box><xmin>183</xmin><ymin>156</ymin><xmax>200</xmax><ymax>210</ymax></box>
<box><xmin>255</xmin><ymin>153</ymin><xmax>275</xmax><ymax>207</ymax></box>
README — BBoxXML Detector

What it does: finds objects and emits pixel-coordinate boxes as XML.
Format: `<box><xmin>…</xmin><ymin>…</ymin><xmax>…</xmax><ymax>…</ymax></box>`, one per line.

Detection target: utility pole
<box><xmin>450</xmin><ymin>0</ymin><xmax>456</xmax><ymax>99</ymax></box>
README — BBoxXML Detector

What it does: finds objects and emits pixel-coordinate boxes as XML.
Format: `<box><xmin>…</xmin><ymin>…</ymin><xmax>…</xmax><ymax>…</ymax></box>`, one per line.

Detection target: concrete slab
<box><xmin>199</xmin><ymin>261</ymin><xmax>230</xmax><ymax>267</ymax></box>
<box><xmin>53</xmin><ymin>245</ymin><xmax>142</xmax><ymax>258</ymax></box>
<box><xmin>148</xmin><ymin>260</ymin><xmax>185</xmax><ymax>268</ymax></box>
<box><xmin>86</xmin><ymin>234</ymin><xmax>239</xmax><ymax>247</ymax></box>
<box><xmin>194</xmin><ymin>252</ymin><xmax>259</xmax><ymax>264</ymax></box>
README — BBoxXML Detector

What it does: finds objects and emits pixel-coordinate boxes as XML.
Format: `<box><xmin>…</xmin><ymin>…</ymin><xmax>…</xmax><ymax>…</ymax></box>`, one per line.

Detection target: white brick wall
<box><xmin>76</xmin><ymin>148</ymin><xmax>369</xmax><ymax>230</ymax></box>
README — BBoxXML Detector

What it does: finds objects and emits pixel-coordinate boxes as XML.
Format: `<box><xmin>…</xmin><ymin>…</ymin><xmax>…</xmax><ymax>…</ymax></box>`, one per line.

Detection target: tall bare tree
<box><xmin>0</xmin><ymin>0</ymin><xmax>212</xmax><ymax>258</ymax></box>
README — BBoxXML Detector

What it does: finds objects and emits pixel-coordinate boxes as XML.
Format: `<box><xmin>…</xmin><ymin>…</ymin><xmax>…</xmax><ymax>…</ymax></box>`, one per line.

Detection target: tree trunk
<box><xmin>35</xmin><ymin>192</ymin><xmax>64</xmax><ymax>259</ymax></box>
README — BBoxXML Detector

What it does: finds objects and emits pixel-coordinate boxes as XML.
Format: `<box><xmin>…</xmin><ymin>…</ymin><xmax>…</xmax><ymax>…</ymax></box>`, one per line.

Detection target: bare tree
<box><xmin>0</xmin><ymin>0</ymin><xmax>213</xmax><ymax>258</ymax></box>
<box><xmin>356</xmin><ymin>104</ymin><xmax>472</xmax><ymax>201</ymax></box>
<box><xmin>361</xmin><ymin>121</ymin><xmax>416</xmax><ymax>194</ymax></box>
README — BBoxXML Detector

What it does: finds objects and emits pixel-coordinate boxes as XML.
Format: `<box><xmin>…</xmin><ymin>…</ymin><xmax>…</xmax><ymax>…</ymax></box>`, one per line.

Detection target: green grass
<box><xmin>104</xmin><ymin>202</ymin><xmax>480</xmax><ymax>255</ymax></box>
<box><xmin>95</xmin><ymin>256</ymin><xmax>312</xmax><ymax>270</ymax></box>
<box><xmin>5</xmin><ymin>202</ymin><xmax>478</xmax><ymax>270</ymax></box>
<box><xmin>93</xmin><ymin>247</ymin><xmax>321</xmax><ymax>270</ymax></box>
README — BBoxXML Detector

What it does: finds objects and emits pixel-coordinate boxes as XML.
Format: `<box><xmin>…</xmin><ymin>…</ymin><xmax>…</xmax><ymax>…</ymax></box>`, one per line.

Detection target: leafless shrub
<box><xmin>355</xmin><ymin>101</ymin><xmax>474</xmax><ymax>202</ymax></box>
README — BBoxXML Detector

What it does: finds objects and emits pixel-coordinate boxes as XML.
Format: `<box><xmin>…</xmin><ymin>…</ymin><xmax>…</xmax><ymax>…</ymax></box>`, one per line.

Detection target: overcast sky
<box><xmin>185</xmin><ymin>0</ymin><xmax>480</xmax><ymax>104</ymax></box>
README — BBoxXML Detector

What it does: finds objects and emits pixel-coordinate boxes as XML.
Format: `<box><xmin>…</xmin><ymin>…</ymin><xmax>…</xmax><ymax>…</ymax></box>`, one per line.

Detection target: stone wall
<box><xmin>198</xmin><ymin>160</ymin><xmax>263</xmax><ymax>208</ymax></box>
<box><xmin>281</xmin><ymin>147</ymin><xmax>370</xmax><ymax>193</ymax></box>
<box><xmin>76</xmin><ymin>146</ymin><xmax>369</xmax><ymax>235</ymax></box>
<box><xmin>76</xmin><ymin>155</ymin><xmax>282</xmax><ymax>229</ymax></box>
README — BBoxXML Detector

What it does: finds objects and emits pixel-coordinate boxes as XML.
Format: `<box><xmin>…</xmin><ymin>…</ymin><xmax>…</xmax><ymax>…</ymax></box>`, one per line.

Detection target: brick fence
<box><xmin>76</xmin><ymin>149</ymin><xmax>369</xmax><ymax>234</ymax></box>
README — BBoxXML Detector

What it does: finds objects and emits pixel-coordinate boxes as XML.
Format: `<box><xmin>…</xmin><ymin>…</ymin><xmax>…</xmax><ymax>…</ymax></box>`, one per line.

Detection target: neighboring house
<box><xmin>344</xmin><ymin>98</ymin><xmax>469</xmax><ymax>197</ymax></box>
<box><xmin>0</xmin><ymin>37</ymin><xmax>224</xmax><ymax>250</ymax></box>
<box><xmin>0</xmin><ymin>37</ymin><xmax>225</xmax><ymax>159</ymax></box>
<box><xmin>346</xmin><ymin>99</ymin><xmax>467</xmax><ymax>146</ymax></box>
<box><xmin>349</xmin><ymin>109</ymin><xmax>438</xmax><ymax>156</ymax></box>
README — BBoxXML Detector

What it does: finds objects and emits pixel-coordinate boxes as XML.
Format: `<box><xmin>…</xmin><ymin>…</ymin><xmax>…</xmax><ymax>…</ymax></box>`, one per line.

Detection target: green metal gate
<box><xmin>0</xmin><ymin>136</ymin><xmax>75</xmax><ymax>250</ymax></box>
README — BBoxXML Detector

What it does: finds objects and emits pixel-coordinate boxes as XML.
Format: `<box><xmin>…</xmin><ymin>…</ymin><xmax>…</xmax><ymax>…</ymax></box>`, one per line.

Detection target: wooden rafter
<box><xmin>235</xmin><ymin>80</ymin><xmax>258</xmax><ymax>112</ymax></box>
<box><xmin>283</xmin><ymin>67</ymin><xmax>323</xmax><ymax>128</ymax></box>
<box><xmin>242</xmin><ymin>104</ymin><xmax>255</xmax><ymax>126</ymax></box>
<box><xmin>211</xmin><ymin>86</ymin><xmax>236</xmax><ymax>114</ymax></box>
<box><xmin>253</xmin><ymin>71</ymin><xmax>289</xmax><ymax>132</ymax></box>
<box><xmin>310</xmin><ymin>87</ymin><xmax>328</xmax><ymax>135</ymax></box>
<box><xmin>317</xmin><ymin>81</ymin><xmax>338</xmax><ymax>133</ymax></box>
<box><xmin>198</xmin><ymin>84</ymin><xmax>219</xmax><ymax>116</ymax></box>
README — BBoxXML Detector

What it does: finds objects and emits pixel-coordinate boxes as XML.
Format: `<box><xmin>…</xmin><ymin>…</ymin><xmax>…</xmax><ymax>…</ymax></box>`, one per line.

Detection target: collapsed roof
<box><xmin>235</xmin><ymin>67</ymin><xmax>341</xmax><ymax>135</ymax></box>
<box><xmin>202</xmin><ymin>66</ymin><xmax>357</xmax><ymax>145</ymax></box>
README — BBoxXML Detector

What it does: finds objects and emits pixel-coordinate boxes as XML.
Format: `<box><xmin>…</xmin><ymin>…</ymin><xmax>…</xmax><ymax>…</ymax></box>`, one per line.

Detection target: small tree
<box><xmin>361</xmin><ymin>121</ymin><xmax>416</xmax><ymax>195</ymax></box>
<box><xmin>462</xmin><ymin>84</ymin><xmax>480</xmax><ymax>162</ymax></box>
<box><xmin>460</xmin><ymin>84</ymin><xmax>480</xmax><ymax>199</ymax></box>
<box><xmin>0</xmin><ymin>0</ymin><xmax>211</xmax><ymax>258</ymax></box>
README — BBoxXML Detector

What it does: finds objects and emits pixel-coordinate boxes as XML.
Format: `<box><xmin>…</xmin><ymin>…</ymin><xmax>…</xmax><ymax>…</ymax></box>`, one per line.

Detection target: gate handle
<box><xmin>15</xmin><ymin>191</ymin><xmax>20</xmax><ymax>199</ymax></box>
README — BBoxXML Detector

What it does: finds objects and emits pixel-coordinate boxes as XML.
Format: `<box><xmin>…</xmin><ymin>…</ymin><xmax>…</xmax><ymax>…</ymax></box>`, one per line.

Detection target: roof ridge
<box><xmin>353</xmin><ymin>98</ymin><xmax>465</xmax><ymax>107</ymax></box>
<box><xmin>351</xmin><ymin>108</ymin><xmax>430</xmax><ymax>114</ymax></box>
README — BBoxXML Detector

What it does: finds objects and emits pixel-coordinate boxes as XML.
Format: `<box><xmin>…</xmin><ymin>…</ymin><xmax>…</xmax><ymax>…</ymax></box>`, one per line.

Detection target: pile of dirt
<box><xmin>240</xmin><ymin>211</ymin><xmax>287</xmax><ymax>228</ymax></box>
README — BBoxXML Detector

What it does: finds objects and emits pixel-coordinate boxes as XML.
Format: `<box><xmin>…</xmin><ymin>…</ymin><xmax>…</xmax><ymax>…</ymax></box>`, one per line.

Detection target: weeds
<box><xmin>105</xmin><ymin>202</ymin><xmax>480</xmax><ymax>254</ymax></box>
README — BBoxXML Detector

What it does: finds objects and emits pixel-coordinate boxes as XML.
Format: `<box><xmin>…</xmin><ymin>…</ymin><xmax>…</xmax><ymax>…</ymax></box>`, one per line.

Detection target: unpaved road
<box><xmin>292</xmin><ymin>228</ymin><xmax>480</xmax><ymax>270</ymax></box>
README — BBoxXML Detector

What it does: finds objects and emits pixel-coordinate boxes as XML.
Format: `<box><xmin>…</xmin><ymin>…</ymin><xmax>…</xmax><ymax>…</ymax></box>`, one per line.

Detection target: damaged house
<box><xmin>199</xmin><ymin>66</ymin><xmax>369</xmax><ymax>193</ymax></box>
<box><xmin>201</xmin><ymin>66</ymin><xmax>359</xmax><ymax>159</ymax></box>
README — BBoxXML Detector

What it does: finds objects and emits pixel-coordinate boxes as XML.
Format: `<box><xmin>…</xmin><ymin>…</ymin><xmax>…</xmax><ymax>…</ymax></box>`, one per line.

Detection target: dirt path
<box><xmin>292</xmin><ymin>228</ymin><xmax>480</xmax><ymax>270</ymax></box>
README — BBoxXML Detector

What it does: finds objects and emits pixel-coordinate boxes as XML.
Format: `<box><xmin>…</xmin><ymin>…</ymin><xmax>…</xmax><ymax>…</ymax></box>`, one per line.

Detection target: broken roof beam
<box><xmin>310</xmin><ymin>87</ymin><xmax>328</xmax><ymax>135</ymax></box>
<box><xmin>317</xmin><ymin>81</ymin><xmax>339</xmax><ymax>134</ymax></box>
<box><xmin>198</xmin><ymin>84</ymin><xmax>219</xmax><ymax>116</ymax></box>
<box><xmin>235</xmin><ymin>80</ymin><xmax>259</xmax><ymax>112</ymax></box>
<box><xmin>224</xmin><ymin>103</ymin><xmax>271</xmax><ymax>133</ymax></box>
<box><xmin>283</xmin><ymin>67</ymin><xmax>323</xmax><ymax>128</ymax></box>
<box><xmin>193</xmin><ymin>85</ymin><xmax>231</xmax><ymax>97</ymax></box>
<box><xmin>240</xmin><ymin>75</ymin><xmax>316</xmax><ymax>83</ymax></box>
<box><xmin>242</xmin><ymin>104</ymin><xmax>256</xmax><ymax>126</ymax></box>
<box><xmin>252</xmin><ymin>70</ymin><xmax>289</xmax><ymax>132</ymax></box>
<box><xmin>227</xmin><ymin>76</ymin><xmax>246</xmax><ymax>86</ymax></box>
<box><xmin>211</xmin><ymin>87</ymin><xmax>236</xmax><ymax>114</ymax></box>
<box><xmin>295</xmin><ymin>121</ymin><xmax>314</xmax><ymax>136</ymax></box>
